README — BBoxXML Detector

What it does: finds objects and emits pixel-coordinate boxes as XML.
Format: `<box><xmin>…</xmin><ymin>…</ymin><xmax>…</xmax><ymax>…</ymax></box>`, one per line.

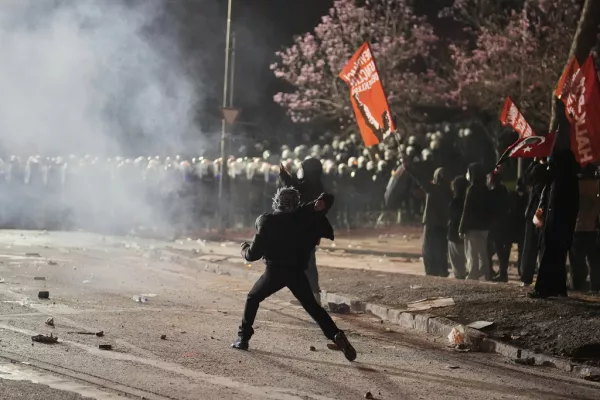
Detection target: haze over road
<box><xmin>0</xmin><ymin>230</ymin><xmax>597</xmax><ymax>400</ymax></box>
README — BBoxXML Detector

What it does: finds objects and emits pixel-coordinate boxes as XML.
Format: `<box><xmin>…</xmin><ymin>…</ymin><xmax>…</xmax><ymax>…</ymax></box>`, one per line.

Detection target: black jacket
<box><xmin>242</xmin><ymin>194</ymin><xmax>334</xmax><ymax>271</ymax></box>
<box><xmin>406</xmin><ymin>166</ymin><xmax>452</xmax><ymax>228</ymax></box>
<box><xmin>459</xmin><ymin>163</ymin><xmax>493</xmax><ymax>234</ymax></box>
<box><xmin>448</xmin><ymin>195</ymin><xmax>465</xmax><ymax>242</ymax></box>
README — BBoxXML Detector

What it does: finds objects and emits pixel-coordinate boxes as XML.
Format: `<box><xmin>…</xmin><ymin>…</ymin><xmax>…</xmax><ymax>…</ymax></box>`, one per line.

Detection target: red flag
<box><xmin>555</xmin><ymin>57</ymin><xmax>580</xmax><ymax>104</ymax></box>
<box><xmin>506</xmin><ymin>132</ymin><xmax>556</xmax><ymax>158</ymax></box>
<box><xmin>497</xmin><ymin>132</ymin><xmax>556</xmax><ymax>166</ymax></box>
<box><xmin>339</xmin><ymin>43</ymin><xmax>395</xmax><ymax>147</ymax></box>
<box><xmin>499</xmin><ymin>97</ymin><xmax>535</xmax><ymax>138</ymax></box>
<box><xmin>567</xmin><ymin>56</ymin><xmax>600</xmax><ymax>165</ymax></box>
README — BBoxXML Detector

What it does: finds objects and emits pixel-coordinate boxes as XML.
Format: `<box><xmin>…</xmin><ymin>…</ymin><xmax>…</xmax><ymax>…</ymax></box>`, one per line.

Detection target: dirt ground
<box><xmin>318</xmin><ymin>267</ymin><xmax>600</xmax><ymax>366</ymax></box>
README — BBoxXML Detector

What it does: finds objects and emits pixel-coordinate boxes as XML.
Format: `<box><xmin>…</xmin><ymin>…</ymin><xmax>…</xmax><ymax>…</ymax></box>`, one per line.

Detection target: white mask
<box><xmin>297</xmin><ymin>168</ymin><xmax>304</xmax><ymax>179</ymax></box>
<box><xmin>465</xmin><ymin>171</ymin><xmax>471</xmax><ymax>182</ymax></box>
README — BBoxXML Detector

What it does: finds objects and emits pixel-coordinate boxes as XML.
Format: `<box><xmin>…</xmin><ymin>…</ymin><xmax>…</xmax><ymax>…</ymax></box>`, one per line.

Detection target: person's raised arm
<box><xmin>241</xmin><ymin>214</ymin><xmax>269</xmax><ymax>262</ymax></box>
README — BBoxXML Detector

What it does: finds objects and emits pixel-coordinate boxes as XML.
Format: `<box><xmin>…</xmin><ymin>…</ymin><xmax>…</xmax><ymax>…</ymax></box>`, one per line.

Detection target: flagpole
<box><xmin>218</xmin><ymin>0</ymin><xmax>233</xmax><ymax>230</ymax></box>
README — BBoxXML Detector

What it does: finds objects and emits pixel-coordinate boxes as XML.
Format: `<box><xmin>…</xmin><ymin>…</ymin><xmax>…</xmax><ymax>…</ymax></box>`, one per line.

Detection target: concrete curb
<box><xmin>320</xmin><ymin>290</ymin><xmax>600</xmax><ymax>380</ymax></box>
<box><xmin>172</xmin><ymin>251</ymin><xmax>600</xmax><ymax>380</ymax></box>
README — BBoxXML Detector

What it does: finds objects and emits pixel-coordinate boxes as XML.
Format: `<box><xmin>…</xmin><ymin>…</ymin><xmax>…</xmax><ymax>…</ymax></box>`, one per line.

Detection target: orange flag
<box><xmin>555</xmin><ymin>57</ymin><xmax>580</xmax><ymax>103</ymax></box>
<box><xmin>499</xmin><ymin>97</ymin><xmax>535</xmax><ymax>138</ymax></box>
<box><xmin>339</xmin><ymin>43</ymin><xmax>395</xmax><ymax>147</ymax></box>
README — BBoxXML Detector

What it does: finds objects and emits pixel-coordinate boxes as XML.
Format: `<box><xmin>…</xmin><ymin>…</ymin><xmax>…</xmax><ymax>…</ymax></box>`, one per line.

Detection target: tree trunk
<box><xmin>550</xmin><ymin>0</ymin><xmax>600</xmax><ymax>151</ymax></box>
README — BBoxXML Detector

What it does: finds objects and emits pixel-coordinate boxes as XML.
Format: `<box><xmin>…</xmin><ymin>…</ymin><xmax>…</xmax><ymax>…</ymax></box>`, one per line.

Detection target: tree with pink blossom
<box><xmin>271</xmin><ymin>0</ymin><xmax>448</xmax><ymax>136</ymax></box>
<box><xmin>444</xmin><ymin>0</ymin><xmax>582</xmax><ymax>142</ymax></box>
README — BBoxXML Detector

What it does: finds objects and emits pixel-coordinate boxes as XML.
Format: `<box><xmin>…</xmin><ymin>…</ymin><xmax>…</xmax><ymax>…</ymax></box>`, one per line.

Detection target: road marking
<box><xmin>0</xmin><ymin>362</ymin><xmax>122</xmax><ymax>400</ymax></box>
<box><xmin>0</xmin><ymin>323</ymin><xmax>337</xmax><ymax>400</ymax></box>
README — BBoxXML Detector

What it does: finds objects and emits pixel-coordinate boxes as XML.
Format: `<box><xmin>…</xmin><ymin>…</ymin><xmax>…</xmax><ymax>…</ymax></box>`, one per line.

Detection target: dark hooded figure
<box><xmin>487</xmin><ymin>172</ymin><xmax>511</xmax><ymax>282</ymax></box>
<box><xmin>568</xmin><ymin>164</ymin><xmax>600</xmax><ymax>291</ymax></box>
<box><xmin>279</xmin><ymin>158</ymin><xmax>325</xmax><ymax>302</ymax></box>
<box><xmin>459</xmin><ymin>162</ymin><xmax>493</xmax><ymax>280</ymax></box>
<box><xmin>530</xmin><ymin>149</ymin><xmax>580</xmax><ymax>298</ymax></box>
<box><xmin>404</xmin><ymin>160</ymin><xmax>452</xmax><ymax>277</ymax></box>
<box><xmin>231</xmin><ymin>187</ymin><xmax>356</xmax><ymax>362</ymax></box>
<box><xmin>520</xmin><ymin>161</ymin><xmax>549</xmax><ymax>286</ymax></box>
<box><xmin>507</xmin><ymin>178</ymin><xmax>529</xmax><ymax>277</ymax></box>
<box><xmin>448</xmin><ymin>175</ymin><xmax>469</xmax><ymax>279</ymax></box>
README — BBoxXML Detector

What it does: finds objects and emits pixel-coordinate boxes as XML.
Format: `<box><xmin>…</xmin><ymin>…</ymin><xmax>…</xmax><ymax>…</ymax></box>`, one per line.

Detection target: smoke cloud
<box><xmin>0</xmin><ymin>0</ymin><xmax>208</xmax><ymax>236</ymax></box>
<box><xmin>0</xmin><ymin>0</ymin><xmax>201</xmax><ymax>156</ymax></box>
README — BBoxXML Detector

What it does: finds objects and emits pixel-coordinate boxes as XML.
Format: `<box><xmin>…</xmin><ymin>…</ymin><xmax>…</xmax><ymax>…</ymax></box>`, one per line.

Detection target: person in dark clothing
<box><xmin>568</xmin><ymin>164</ymin><xmax>600</xmax><ymax>292</ymax></box>
<box><xmin>459</xmin><ymin>162</ymin><xmax>493</xmax><ymax>280</ymax></box>
<box><xmin>279</xmin><ymin>159</ymin><xmax>325</xmax><ymax>302</ymax></box>
<box><xmin>404</xmin><ymin>160</ymin><xmax>452</xmax><ymax>277</ymax></box>
<box><xmin>520</xmin><ymin>162</ymin><xmax>549</xmax><ymax>286</ymax></box>
<box><xmin>530</xmin><ymin>150</ymin><xmax>580</xmax><ymax>298</ymax></box>
<box><xmin>448</xmin><ymin>175</ymin><xmax>468</xmax><ymax>279</ymax></box>
<box><xmin>507</xmin><ymin>179</ymin><xmax>529</xmax><ymax>276</ymax></box>
<box><xmin>231</xmin><ymin>187</ymin><xmax>357</xmax><ymax>362</ymax></box>
<box><xmin>487</xmin><ymin>172</ymin><xmax>511</xmax><ymax>282</ymax></box>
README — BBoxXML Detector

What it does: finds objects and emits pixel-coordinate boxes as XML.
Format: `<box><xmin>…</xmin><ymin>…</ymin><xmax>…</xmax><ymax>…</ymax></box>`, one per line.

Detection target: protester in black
<box><xmin>487</xmin><ymin>172</ymin><xmax>511</xmax><ymax>282</ymax></box>
<box><xmin>448</xmin><ymin>175</ymin><xmax>468</xmax><ymax>279</ymax></box>
<box><xmin>231</xmin><ymin>187</ymin><xmax>357</xmax><ymax>362</ymax></box>
<box><xmin>520</xmin><ymin>162</ymin><xmax>548</xmax><ymax>286</ymax></box>
<box><xmin>531</xmin><ymin>150</ymin><xmax>580</xmax><ymax>298</ymax></box>
<box><xmin>279</xmin><ymin>159</ymin><xmax>325</xmax><ymax>302</ymax></box>
<box><xmin>507</xmin><ymin>179</ymin><xmax>529</xmax><ymax>275</ymax></box>
<box><xmin>568</xmin><ymin>164</ymin><xmax>600</xmax><ymax>291</ymax></box>
<box><xmin>459</xmin><ymin>162</ymin><xmax>493</xmax><ymax>280</ymax></box>
<box><xmin>404</xmin><ymin>161</ymin><xmax>452</xmax><ymax>277</ymax></box>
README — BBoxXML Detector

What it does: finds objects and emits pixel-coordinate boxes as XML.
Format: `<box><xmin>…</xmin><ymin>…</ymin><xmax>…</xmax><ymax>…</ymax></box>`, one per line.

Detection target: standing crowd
<box><xmin>404</xmin><ymin>152</ymin><xmax>600</xmax><ymax>294</ymax></box>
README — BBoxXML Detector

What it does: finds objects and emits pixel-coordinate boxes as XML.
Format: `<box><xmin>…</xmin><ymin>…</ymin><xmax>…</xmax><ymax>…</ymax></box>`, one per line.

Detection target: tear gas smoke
<box><xmin>0</xmin><ymin>0</ymin><xmax>208</xmax><ymax>236</ymax></box>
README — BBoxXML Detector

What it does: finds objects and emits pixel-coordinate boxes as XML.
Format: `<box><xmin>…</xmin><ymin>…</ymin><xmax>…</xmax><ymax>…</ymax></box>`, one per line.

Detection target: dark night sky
<box><xmin>171</xmin><ymin>0</ymin><xmax>454</xmax><ymax>143</ymax></box>
<box><xmin>172</xmin><ymin>0</ymin><xmax>333</xmax><ymax>140</ymax></box>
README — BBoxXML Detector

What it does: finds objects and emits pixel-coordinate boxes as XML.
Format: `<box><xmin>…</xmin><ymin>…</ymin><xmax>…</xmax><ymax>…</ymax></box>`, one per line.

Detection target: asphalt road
<box><xmin>0</xmin><ymin>230</ymin><xmax>598</xmax><ymax>400</ymax></box>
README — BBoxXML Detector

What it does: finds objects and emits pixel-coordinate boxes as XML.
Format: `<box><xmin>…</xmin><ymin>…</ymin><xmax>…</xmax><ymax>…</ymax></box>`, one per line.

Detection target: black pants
<box><xmin>520</xmin><ymin>221</ymin><xmax>540</xmax><ymax>285</ymax></box>
<box><xmin>239</xmin><ymin>267</ymin><xmax>339</xmax><ymax>341</ymax></box>
<box><xmin>569</xmin><ymin>231</ymin><xmax>600</xmax><ymax>291</ymax></box>
<box><xmin>422</xmin><ymin>225</ymin><xmax>449</xmax><ymax>277</ymax></box>
<box><xmin>487</xmin><ymin>230</ymin><xmax>511</xmax><ymax>279</ymax></box>
<box><xmin>535</xmin><ymin>242</ymin><xmax>568</xmax><ymax>297</ymax></box>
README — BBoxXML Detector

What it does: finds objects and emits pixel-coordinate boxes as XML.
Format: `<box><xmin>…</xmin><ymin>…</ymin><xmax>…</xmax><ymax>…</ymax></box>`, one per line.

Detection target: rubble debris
<box><xmin>82</xmin><ymin>280</ymin><xmax>91</xmax><ymax>284</ymax></box>
<box><xmin>327</xmin><ymin>343</ymin><xmax>341</xmax><ymax>351</ymax></box>
<box><xmin>327</xmin><ymin>302</ymin><xmax>350</xmax><ymax>314</ymax></box>
<box><xmin>513</xmin><ymin>357</ymin><xmax>536</xmax><ymax>366</ymax></box>
<box><xmin>409</xmin><ymin>285</ymin><xmax>423</xmax><ymax>290</ymax></box>
<box><xmin>133</xmin><ymin>296</ymin><xmax>148</xmax><ymax>303</ymax></box>
<box><xmin>45</xmin><ymin>317</ymin><xmax>54</xmax><ymax>327</ymax></box>
<box><xmin>408</xmin><ymin>297</ymin><xmax>455</xmax><ymax>311</ymax></box>
<box><xmin>34</xmin><ymin>277</ymin><xmax>46</xmax><ymax>281</ymax></box>
<box><xmin>583</xmin><ymin>375</ymin><xmax>600</xmax><ymax>382</ymax></box>
<box><xmin>448</xmin><ymin>325</ymin><xmax>468</xmax><ymax>346</ymax></box>
<box><xmin>364</xmin><ymin>392</ymin><xmax>374</xmax><ymax>399</ymax></box>
<box><xmin>47</xmin><ymin>261</ymin><xmax>58</xmax><ymax>266</ymax></box>
<box><xmin>309</xmin><ymin>346</ymin><xmax>316</xmax><ymax>352</ymax></box>
<box><xmin>98</xmin><ymin>344</ymin><xmax>112</xmax><ymax>350</ymax></box>
<box><xmin>32</xmin><ymin>334</ymin><xmax>58</xmax><ymax>344</ymax></box>
<box><xmin>68</xmin><ymin>331</ymin><xmax>104</xmax><ymax>337</ymax></box>
<box><xmin>446</xmin><ymin>365</ymin><xmax>460</xmax><ymax>369</ymax></box>
<box><xmin>467</xmin><ymin>321</ymin><xmax>495</xmax><ymax>330</ymax></box>
<box><xmin>25</xmin><ymin>253</ymin><xmax>41</xmax><ymax>257</ymax></box>
<box><xmin>160</xmin><ymin>335</ymin><xmax>167</xmax><ymax>340</ymax></box>
<box><xmin>0</xmin><ymin>278</ymin><xmax>5</xmax><ymax>284</ymax></box>
<box><xmin>38</xmin><ymin>291</ymin><xmax>50</xmax><ymax>299</ymax></box>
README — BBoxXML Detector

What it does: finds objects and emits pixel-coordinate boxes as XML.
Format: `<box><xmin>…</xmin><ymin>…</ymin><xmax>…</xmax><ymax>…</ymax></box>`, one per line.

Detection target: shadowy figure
<box><xmin>231</xmin><ymin>187</ymin><xmax>357</xmax><ymax>362</ymax></box>
<box><xmin>531</xmin><ymin>150</ymin><xmax>580</xmax><ymax>298</ymax></box>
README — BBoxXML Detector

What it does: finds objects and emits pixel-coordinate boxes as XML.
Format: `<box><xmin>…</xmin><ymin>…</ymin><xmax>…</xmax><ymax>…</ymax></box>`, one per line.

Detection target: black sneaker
<box><xmin>231</xmin><ymin>337</ymin><xmax>249</xmax><ymax>351</ymax></box>
<box><xmin>333</xmin><ymin>331</ymin><xmax>356</xmax><ymax>362</ymax></box>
